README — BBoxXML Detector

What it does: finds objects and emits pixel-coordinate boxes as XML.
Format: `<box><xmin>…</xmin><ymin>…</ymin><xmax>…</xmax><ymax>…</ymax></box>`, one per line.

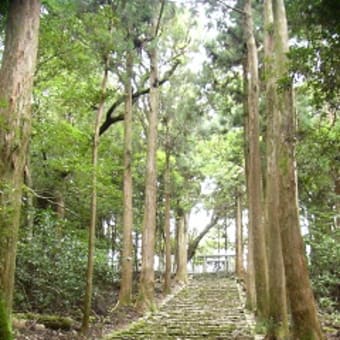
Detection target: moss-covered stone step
<box><xmin>107</xmin><ymin>275</ymin><xmax>255</xmax><ymax>339</ymax></box>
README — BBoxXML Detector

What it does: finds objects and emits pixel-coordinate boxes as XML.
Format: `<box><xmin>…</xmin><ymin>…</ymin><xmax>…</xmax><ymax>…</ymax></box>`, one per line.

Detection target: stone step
<box><xmin>107</xmin><ymin>275</ymin><xmax>255</xmax><ymax>339</ymax></box>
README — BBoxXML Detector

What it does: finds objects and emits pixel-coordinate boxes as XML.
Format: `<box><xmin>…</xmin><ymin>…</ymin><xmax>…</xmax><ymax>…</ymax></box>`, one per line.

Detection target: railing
<box><xmin>189</xmin><ymin>254</ymin><xmax>236</xmax><ymax>274</ymax></box>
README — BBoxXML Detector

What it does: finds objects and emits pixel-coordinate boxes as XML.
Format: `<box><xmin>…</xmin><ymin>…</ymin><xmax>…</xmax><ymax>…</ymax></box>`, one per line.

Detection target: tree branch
<box><xmin>99</xmin><ymin>59</ymin><xmax>181</xmax><ymax>135</ymax></box>
<box><xmin>155</xmin><ymin>0</ymin><xmax>166</xmax><ymax>37</ymax></box>
<box><xmin>187</xmin><ymin>213</ymin><xmax>220</xmax><ymax>262</ymax></box>
<box><xmin>214</xmin><ymin>0</ymin><xmax>245</xmax><ymax>15</ymax></box>
<box><xmin>25</xmin><ymin>186</ymin><xmax>79</xmax><ymax>217</ymax></box>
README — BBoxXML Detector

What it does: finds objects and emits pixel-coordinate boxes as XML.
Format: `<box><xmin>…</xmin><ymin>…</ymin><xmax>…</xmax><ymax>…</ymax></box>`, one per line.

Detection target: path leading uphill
<box><xmin>107</xmin><ymin>274</ymin><xmax>256</xmax><ymax>339</ymax></box>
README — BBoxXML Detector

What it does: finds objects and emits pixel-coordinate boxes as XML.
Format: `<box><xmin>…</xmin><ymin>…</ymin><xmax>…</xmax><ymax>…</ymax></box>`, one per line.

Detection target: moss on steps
<box><xmin>106</xmin><ymin>274</ymin><xmax>255</xmax><ymax>339</ymax></box>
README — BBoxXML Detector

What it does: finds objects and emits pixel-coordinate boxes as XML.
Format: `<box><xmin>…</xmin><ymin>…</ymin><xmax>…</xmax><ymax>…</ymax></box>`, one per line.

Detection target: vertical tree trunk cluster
<box><xmin>243</xmin><ymin>0</ymin><xmax>323</xmax><ymax>338</ymax></box>
<box><xmin>118</xmin><ymin>0</ymin><xmax>185</xmax><ymax>312</ymax></box>
<box><xmin>0</xmin><ymin>1</ymin><xmax>40</xmax><ymax>338</ymax></box>
<box><xmin>244</xmin><ymin>0</ymin><xmax>269</xmax><ymax>321</ymax></box>
<box><xmin>272</xmin><ymin>1</ymin><xmax>323</xmax><ymax>338</ymax></box>
<box><xmin>138</xmin><ymin>4</ymin><xmax>161</xmax><ymax>310</ymax></box>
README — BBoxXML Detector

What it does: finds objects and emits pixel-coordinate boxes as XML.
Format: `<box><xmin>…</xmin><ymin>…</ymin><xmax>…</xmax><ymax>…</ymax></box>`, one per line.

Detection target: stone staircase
<box><xmin>108</xmin><ymin>274</ymin><xmax>255</xmax><ymax>339</ymax></box>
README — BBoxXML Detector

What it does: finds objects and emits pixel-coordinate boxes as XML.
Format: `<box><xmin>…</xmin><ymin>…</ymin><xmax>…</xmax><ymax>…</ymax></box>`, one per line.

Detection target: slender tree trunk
<box><xmin>138</xmin><ymin>9</ymin><xmax>160</xmax><ymax>310</ymax></box>
<box><xmin>0</xmin><ymin>1</ymin><xmax>40</xmax><ymax>338</ymax></box>
<box><xmin>55</xmin><ymin>190</ymin><xmax>65</xmax><ymax>220</ymax></box>
<box><xmin>163</xmin><ymin>150</ymin><xmax>172</xmax><ymax>294</ymax></box>
<box><xmin>272</xmin><ymin>0</ymin><xmax>323</xmax><ymax>338</ymax></box>
<box><xmin>119</xmin><ymin>49</ymin><xmax>134</xmax><ymax>306</ymax></box>
<box><xmin>175</xmin><ymin>210</ymin><xmax>188</xmax><ymax>284</ymax></box>
<box><xmin>263</xmin><ymin>1</ymin><xmax>289</xmax><ymax>337</ymax></box>
<box><xmin>81</xmin><ymin>60</ymin><xmax>109</xmax><ymax>334</ymax></box>
<box><xmin>244</xmin><ymin>0</ymin><xmax>269</xmax><ymax>320</ymax></box>
<box><xmin>235</xmin><ymin>194</ymin><xmax>243</xmax><ymax>278</ymax></box>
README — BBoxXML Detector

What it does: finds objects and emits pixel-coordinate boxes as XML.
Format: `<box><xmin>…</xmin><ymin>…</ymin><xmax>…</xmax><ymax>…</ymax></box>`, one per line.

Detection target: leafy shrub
<box><xmin>305</xmin><ymin>227</ymin><xmax>340</xmax><ymax>311</ymax></box>
<box><xmin>15</xmin><ymin>210</ymin><xmax>116</xmax><ymax>315</ymax></box>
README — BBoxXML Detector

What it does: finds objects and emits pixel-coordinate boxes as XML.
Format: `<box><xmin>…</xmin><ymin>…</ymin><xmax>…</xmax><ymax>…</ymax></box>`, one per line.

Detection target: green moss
<box><xmin>254</xmin><ymin>319</ymin><xmax>268</xmax><ymax>334</ymax></box>
<box><xmin>0</xmin><ymin>297</ymin><xmax>13</xmax><ymax>340</ymax></box>
<box><xmin>108</xmin><ymin>319</ymin><xmax>147</xmax><ymax>338</ymax></box>
<box><xmin>23</xmin><ymin>313</ymin><xmax>73</xmax><ymax>330</ymax></box>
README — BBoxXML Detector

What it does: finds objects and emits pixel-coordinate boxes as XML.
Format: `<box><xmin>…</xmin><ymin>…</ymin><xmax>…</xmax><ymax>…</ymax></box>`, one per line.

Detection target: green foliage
<box><xmin>15</xmin><ymin>210</ymin><xmax>116</xmax><ymax>315</ymax></box>
<box><xmin>305</xmin><ymin>228</ymin><xmax>340</xmax><ymax>310</ymax></box>
<box><xmin>296</xmin><ymin>87</ymin><xmax>340</xmax><ymax>310</ymax></box>
<box><xmin>287</xmin><ymin>0</ymin><xmax>340</xmax><ymax>108</ymax></box>
<box><xmin>0</xmin><ymin>0</ymin><xmax>9</xmax><ymax>30</ymax></box>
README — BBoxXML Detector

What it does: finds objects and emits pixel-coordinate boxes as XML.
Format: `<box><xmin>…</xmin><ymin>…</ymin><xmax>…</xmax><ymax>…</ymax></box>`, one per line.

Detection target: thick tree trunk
<box><xmin>243</xmin><ymin>58</ymin><xmax>256</xmax><ymax>311</ymax></box>
<box><xmin>244</xmin><ymin>0</ymin><xmax>269</xmax><ymax>320</ymax></box>
<box><xmin>81</xmin><ymin>60</ymin><xmax>109</xmax><ymax>334</ymax></box>
<box><xmin>119</xmin><ymin>50</ymin><xmax>134</xmax><ymax>306</ymax></box>
<box><xmin>263</xmin><ymin>1</ymin><xmax>289</xmax><ymax>337</ymax></box>
<box><xmin>0</xmin><ymin>1</ymin><xmax>40</xmax><ymax>338</ymax></box>
<box><xmin>175</xmin><ymin>211</ymin><xmax>188</xmax><ymax>284</ymax></box>
<box><xmin>235</xmin><ymin>194</ymin><xmax>243</xmax><ymax>278</ymax></box>
<box><xmin>163</xmin><ymin>150</ymin><xmax>172</xmax><ymax>294</ymax></box>
<box><xmin>272</xmin><ymin>1</ymin><xmax>323</xmax><ymax>338</ymax></box>
<box><xmin>138</xmin><ymin>12</ymin><xmax>160</xmax><ymax>310</ymax></box>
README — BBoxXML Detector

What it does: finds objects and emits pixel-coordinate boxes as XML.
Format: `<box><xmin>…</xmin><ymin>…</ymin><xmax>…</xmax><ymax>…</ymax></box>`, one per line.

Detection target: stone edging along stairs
<box><xmin>106</xmin><ymin>274</ymin><xmax>257</xmax><ymax>339</ymax></box>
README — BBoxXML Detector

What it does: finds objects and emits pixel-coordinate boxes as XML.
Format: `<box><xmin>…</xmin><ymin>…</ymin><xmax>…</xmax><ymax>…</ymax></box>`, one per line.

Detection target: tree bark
<box><xmin>81</xmin><ymin>59</ymin><xmax>109</xmax><ymax>333</ymax></box>
<box><xmin>263</xmin><ymin>0</ymin><xmax>289</xmax><ymax>337</ymax></box>
<box><xmin>175</xmin><ymin>210</ymin><xmax>188</xmax><ymax>284</ymax></box>
<box><xmin>138</xmin><ymin>5</ymin><xmax>160</xmax><ymax>310</ymax></box>
<box><xmin>119</xmin><ymin>49</ymin><xmax>134</xmax><ymax>306</ymax></box>
<box><xmin>272</xmin><ymin>0</ymin><xmax>323</xmax><ymax>338</ymax></box>
<box><xmin>243</xmin><ymin>57</ymin><xmax>256</xmax><ymax>311</ymax></box>
<box><xmin>244</xmin><ymin>0</ymin><xmax>269</xmax><ymax>320</ymax></box>
<box><xmin>0</xmin><ymin>1</ymin><xmax>40</xmax><ymax>338</ymax></box>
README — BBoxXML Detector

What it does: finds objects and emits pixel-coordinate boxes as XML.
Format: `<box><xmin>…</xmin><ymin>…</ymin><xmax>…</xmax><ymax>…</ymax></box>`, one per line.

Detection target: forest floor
<box><xmin>14</xmin><ymin>274</ymin><xmax>340</xmax><ymax>339</ymax></box>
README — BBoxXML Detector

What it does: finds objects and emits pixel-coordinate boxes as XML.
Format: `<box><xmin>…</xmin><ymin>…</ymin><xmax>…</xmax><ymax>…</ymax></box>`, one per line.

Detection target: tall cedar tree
<box><xmin>138</xmin><ymin>0</ymin><xmax>163</xmax><ymax>310</ymax></box>
<box><xmin>0</xmin><ymin>1</ymin><xmax>40</xmax><ymax>338</ymax></box>
<box><xmin>243</xmin><ymin>55</ymin><xmax>256</xmax><ymax>310</ymax></box>
<box><xmin>119</xmin><ymin>48</ymin><xmax>134</xmax><ymax>306</ymax></box>
<box><xmin>263</xmin><ymin>0</ymin><xmax>289</xmax><ymax>337</ymax></box>
<box><xmin>272</xmin><ymin>0</ymin><xmax>323</xmax><ymax>338</ymax></box>
<box><xmin>244</xmin><ymin>0</ymin><xmax>269</xmax><ymax>320</ymax></box>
